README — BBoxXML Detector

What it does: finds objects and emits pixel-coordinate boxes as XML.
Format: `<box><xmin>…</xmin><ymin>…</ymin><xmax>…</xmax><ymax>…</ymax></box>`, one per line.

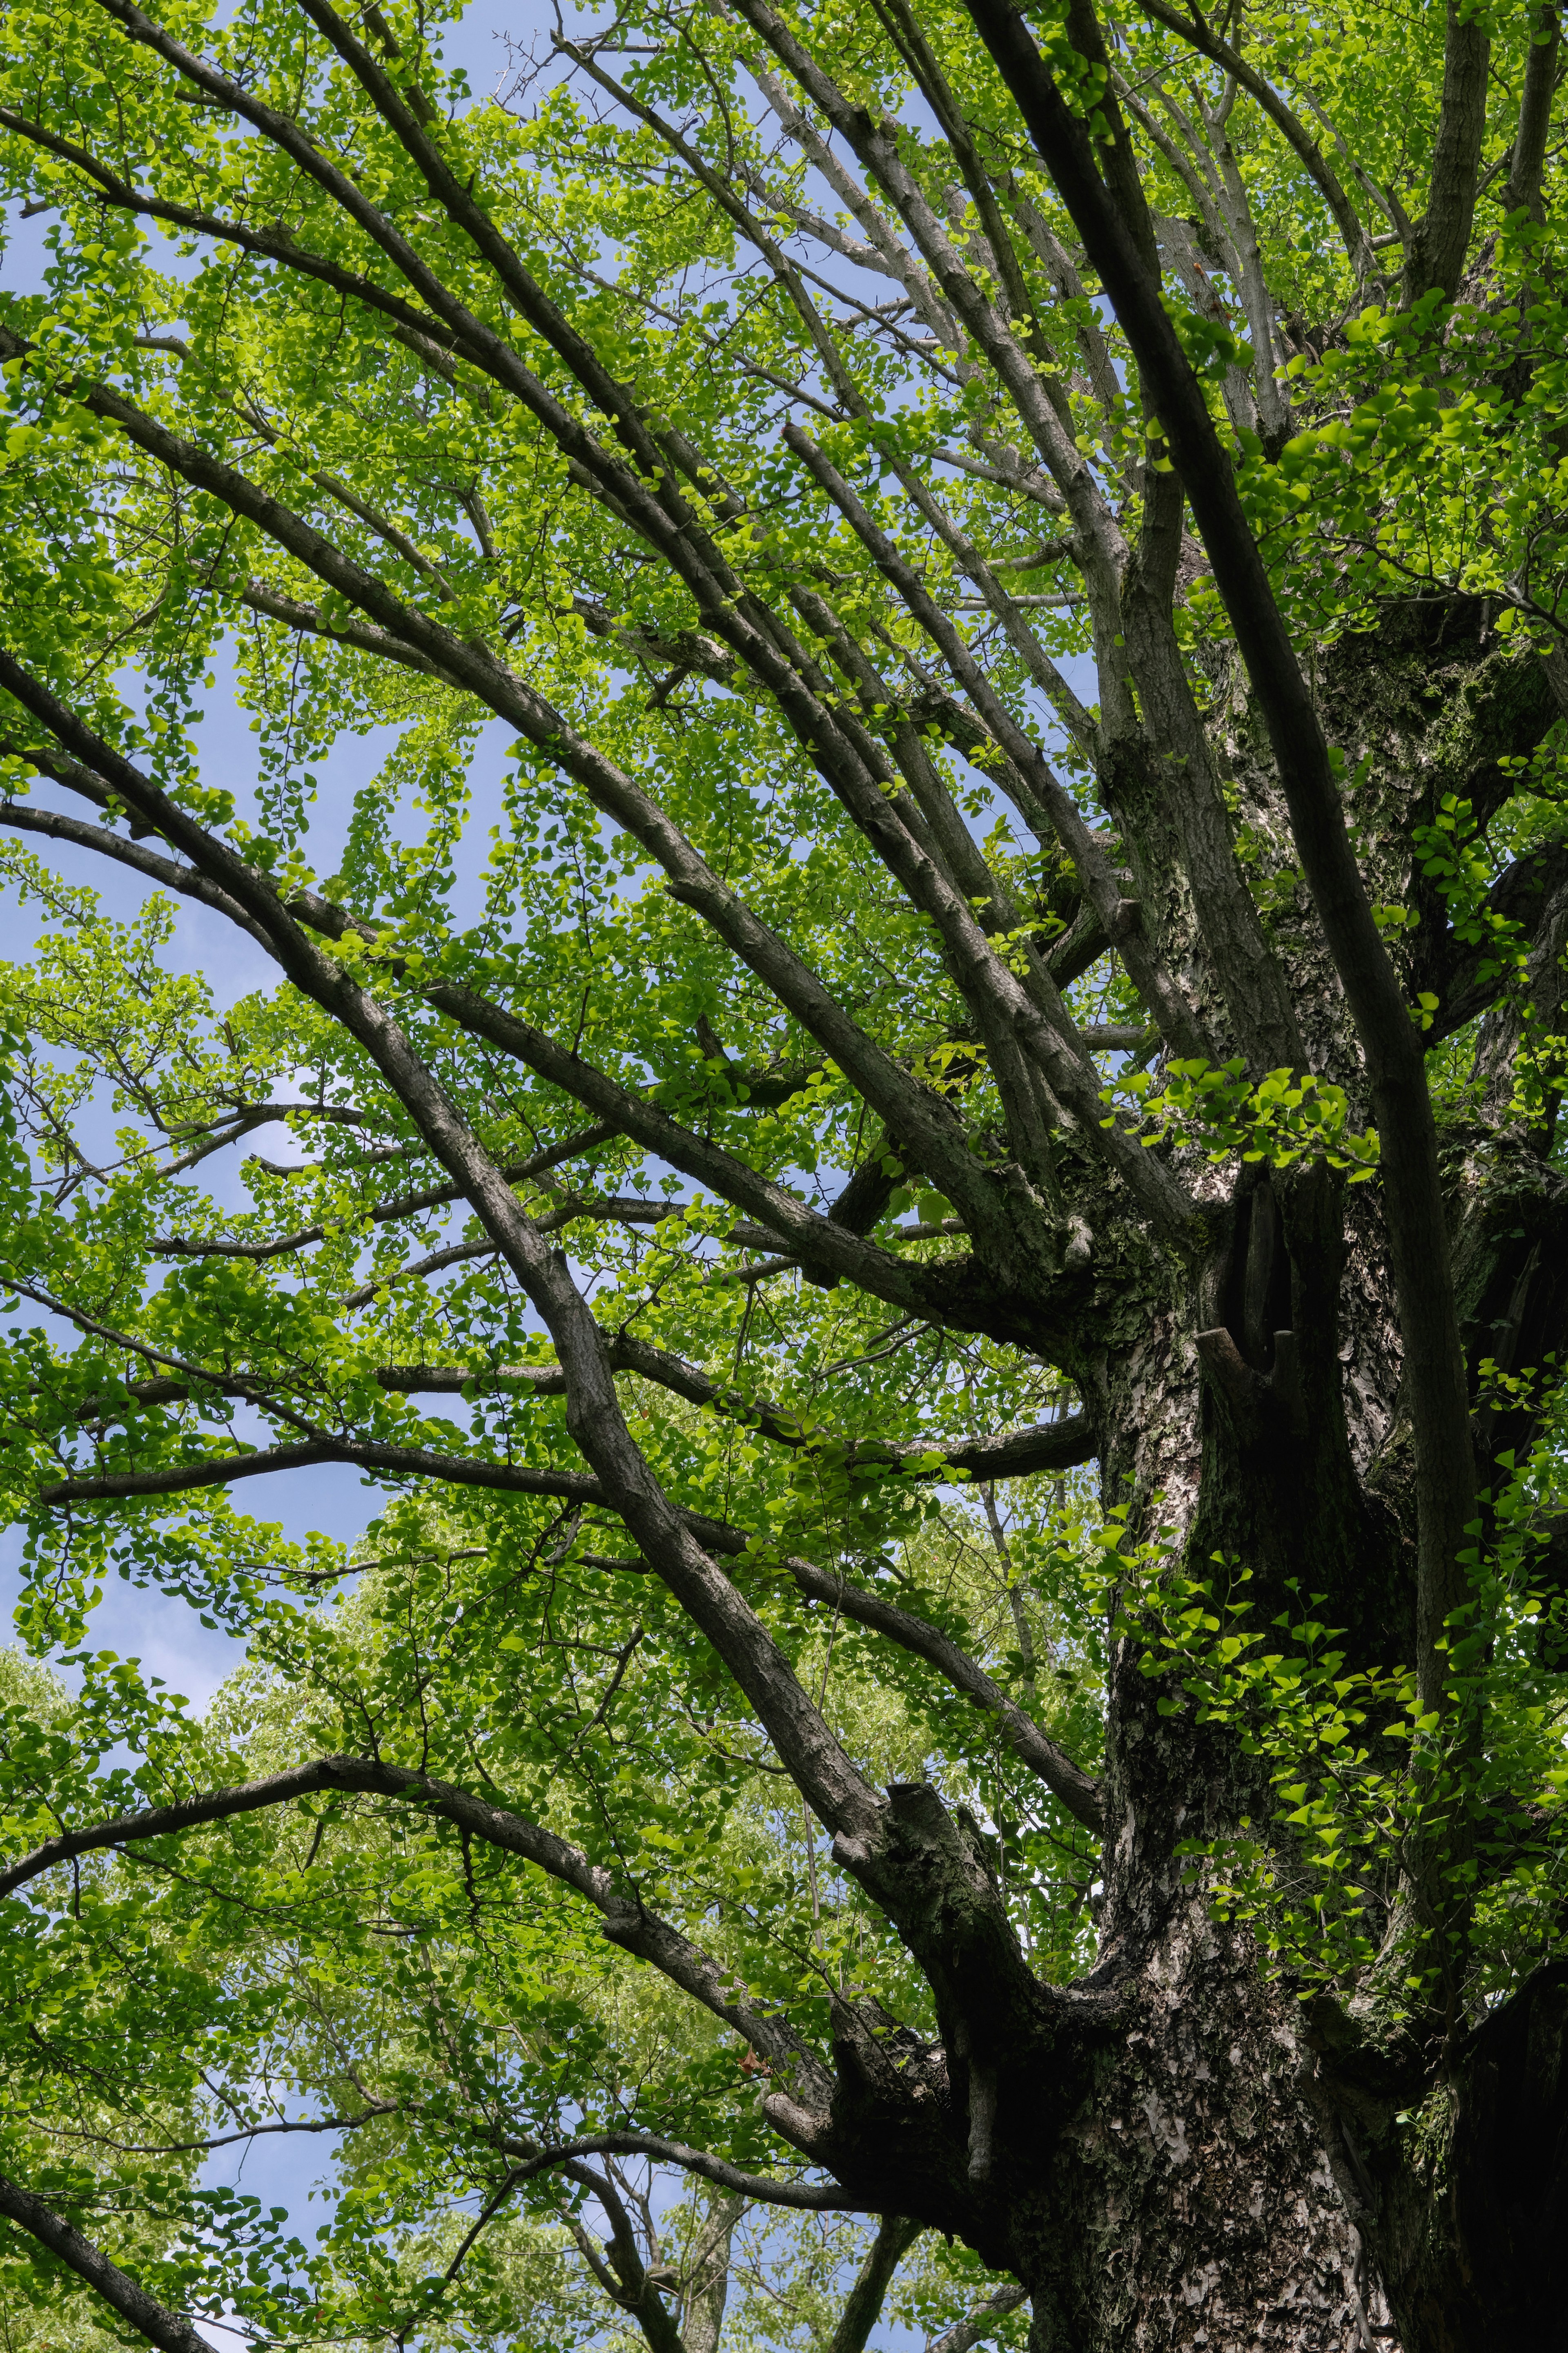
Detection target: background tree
<box><xmin>0</xmin><ymin>0</ymin><xmax>1566</xmax><ymax>2343</ymax></box>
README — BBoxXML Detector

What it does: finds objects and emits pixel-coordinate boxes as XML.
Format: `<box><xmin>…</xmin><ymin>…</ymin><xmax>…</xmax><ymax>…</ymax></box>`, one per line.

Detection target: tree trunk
<box><xmin>1016</xmin><ymin>1261</ymin><xmax>1399</xmax><ymax>2351</ymax></box>
<box><xmin>772</xmin><ymin>1086</ymin><xmax>1568</xmax><ymax>2346</ymax></box>
<box><xmin>1026</xmin><ymin>1909</ymin><xmax>1386</xmax><ymax>2349</ymax></box>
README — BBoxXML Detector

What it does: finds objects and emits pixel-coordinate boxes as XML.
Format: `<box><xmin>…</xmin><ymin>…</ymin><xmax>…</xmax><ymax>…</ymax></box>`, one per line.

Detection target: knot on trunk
<box><xmin>1196</xmin><ymin>1324</ymin><xmax>1307</xmax><ymax>1441</ymax></box>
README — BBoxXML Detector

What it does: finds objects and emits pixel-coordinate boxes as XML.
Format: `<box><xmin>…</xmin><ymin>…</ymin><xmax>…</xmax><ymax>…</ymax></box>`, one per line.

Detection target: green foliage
<box><xmin>1105</xmin><ymin>1059</ymin><xmax>1383</xmax><ymax>1179</ymax></box>
<box><xmin>0</xmin><ymin>0</ymin><xmax>1567</xmax><ymax>2331</ymax></box>
<box><xmin>1098</xmin><ymin>1456</ymin><xmax>1568</xmax><ymax>2007</ymax></box>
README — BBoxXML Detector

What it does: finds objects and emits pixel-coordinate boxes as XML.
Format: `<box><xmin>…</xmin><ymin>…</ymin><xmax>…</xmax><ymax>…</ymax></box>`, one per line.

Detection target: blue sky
<box><xmin>0</xmin><ymin>14</ymin><xmax>1045</xmax><ymax>2337</ymax></box>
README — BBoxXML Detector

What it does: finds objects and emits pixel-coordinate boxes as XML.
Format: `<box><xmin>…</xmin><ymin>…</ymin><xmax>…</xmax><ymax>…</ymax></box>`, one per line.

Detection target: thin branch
<box><xmin>0</xmin><ymin>1753</ymin><xmax>833</xmax><ymax>2095</ymax></box>
<box><xmin>495</xmin><ymin>2131</ymin><xmax>871</xmax><ymax>2212</ymax></box>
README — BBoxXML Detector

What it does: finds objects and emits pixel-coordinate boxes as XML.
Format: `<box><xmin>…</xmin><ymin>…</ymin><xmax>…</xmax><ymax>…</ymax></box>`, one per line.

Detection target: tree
<box><xmin>0</xmin><ymin>0</ymin><xmax>1566</xmax><ymax>2338</ymax></box>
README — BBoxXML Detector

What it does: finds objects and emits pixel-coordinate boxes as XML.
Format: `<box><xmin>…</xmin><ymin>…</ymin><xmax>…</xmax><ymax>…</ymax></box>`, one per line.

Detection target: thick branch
<box><xmin>0</xmin><ymin>2171</ymin><xmax>214</xmax><ymax>2353</ymax></box>
<box><xmin>827</xmin><ymin>2212</ymin><xmax>924</xmax><ymax>2353</ymax></box>
<box><xmin>1407</xmin><ymin>0</ymin><xmax>1492</xmax><ymax>300</ymax></box>
<box><xmin>237</xmin><ymin>577</ymin><xmax>441</xmax><ymax>671</ymax></box>
<box><xmin>1508</xmin><ymin>1</ymin><xmax>1562</xmax><ymax>221</ymax></box>
<box><xmin>67</xmin><ymin>1343</ymin><xmax>961</xmax><ymax>1463</ymax></box>
<box><xmin>414</xmin><ymin>977</ymin><xmax>1054</xmax><ymax>1346</ymax></box>
<box><xmin>380</xmin><ymin>1343</ymin><xmax>1096</xmax><ymax>1480</ymax></box>
<box><xmin>962</xmin><ymin>0</ymin><xmax>1477</xmax><ymax>1721</ymax></box>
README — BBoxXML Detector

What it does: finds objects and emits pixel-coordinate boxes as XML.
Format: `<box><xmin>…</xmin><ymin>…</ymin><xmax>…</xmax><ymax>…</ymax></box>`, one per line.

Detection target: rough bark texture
<box><xmin>732</xmin><ymin>602</ymin><xmax>1568</xmax><ymax>2349</ymax></box>
<box><xmin>5</xmin><ymin>0</ymin><xmax>1568</xmax><ymax>2343</ymax></box>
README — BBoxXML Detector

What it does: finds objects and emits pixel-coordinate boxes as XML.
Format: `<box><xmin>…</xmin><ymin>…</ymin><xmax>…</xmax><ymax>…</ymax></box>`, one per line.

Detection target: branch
<box><xmin>0</xmin><ymin>2170</ymin><xmax>212</xmax><ymax>2353</ymax></box>
<box><xmin>745</xmin><ymin>48</ymin><xmax>958</xmax><ymax>346</ymax></box>
<box><xmin>0</xmin><ymin>799</ymin><xmax>275</xmax><ymax>948</ymax></box>
<box><xmin>40</xmin><ymin>2108</ymin><xmax>397</xmax><ymax>2159</ymax></box>
<box><xmin>1131</xmin><ymin>0</ymin><xmax>1377</xmax><ymax>278</ymax></box>
<box><xmin>35</xmin><ymin>1436</ymin><xmax>608</xmax><ymax>1508</ymax></box>
<box><xmin>34</xmin><ymin>1428</ymin><xmax>1101</xmax><ymax>1824</ymax></box>
<box><xmin>546</xmin><ymin>1329</ymin><xmax>1096</xmax><ymax>1476</ymax></box>
<box><xmin>962</xmin><ymin>0</ymin><xmax>1477</xmax><ymax>1722</ymax></box>
<box><xmin>777</xmin><ymin>427</ymin><xmax>1209</xmax><ymax>1076</ymax></box>
<box><xmin>828</xmin><ymin>2212</ymin><xmax>923</xmax><ymax>2353</ymax></box>
<box><xmin>542</xmin><ymin>2141</ymin><xmax>689</xmax><ymax>2353</ymax></box>
<box><xmin>495</xmin><ymin>2132</ymin><xmax>870</xmax><ymax>2212</ymax></box>
<box><xmin>379</xmin><ymin>1341</ymin><xmax>1097</xmax><ymax>1483</ymax></box>
<box><xmin>0</xmin><ymin>1757</ymin><xmax>360</xmax><ymax>1898</ymax></box>
<box><xmin>929</xmin><ymin>2282</ymin><xmax>1030</xmax><ymax>2353</ymax></box>
<box><xmin>336</xmin><ymin>1237</ymin><xmax>494</xmax><ymax>1304</ymax></box>
<box><xmin>0</xmin><ymin>604</ymin><xmax>883</xmax><ymax>1886</ymax></box>
<box><xmin>775</xmin><ymin>1553</ymin><xmax>1101</xmax><ymax>1832</ymax></box>
<box><xmin>0</xmin><ymin>1754</ymin><xmax>833</xmax><ymax>2097</ymax></box>
<box><xmin>415</xmin><ymin>977</ymin><xmax>1053</xmax><ymax>1347</ymax></box>
<box><xmin>781</xmin><ymin>436</ymin><xmax>1205</xmax><ymax>1241</ymax></box>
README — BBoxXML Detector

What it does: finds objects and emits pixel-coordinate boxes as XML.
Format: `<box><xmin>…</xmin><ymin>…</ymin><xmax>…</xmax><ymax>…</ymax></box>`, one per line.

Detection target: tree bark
<box><xmin>6</xmin><ymin>2</ymin><xmax>1568</xmax><ymax>2341</ymax></box>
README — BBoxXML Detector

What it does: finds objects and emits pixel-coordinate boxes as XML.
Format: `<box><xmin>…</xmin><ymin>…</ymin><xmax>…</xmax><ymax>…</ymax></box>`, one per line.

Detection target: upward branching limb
<box><xmin>1130</xmin><ymin>0</ymin><xmax>1380</xmax><ymax>279</ymax></box>
<box><xmin>962</xmin><ymin>0</ymin><xmax>1479</xmax><ymax>1742</ymax></box>
<box><xmin>1406</xmin><ymin>0</ymin><xmax>1492</xmax><ymax>301</ymax></box>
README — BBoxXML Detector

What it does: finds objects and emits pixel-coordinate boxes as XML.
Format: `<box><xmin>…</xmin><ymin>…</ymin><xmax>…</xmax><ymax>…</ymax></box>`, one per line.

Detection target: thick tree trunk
<box><xmin>1027</xmin><ymin>1905</ymin><xmax>1385</xmax><ymax>2350</ymax></box>
<box><xmin>793</xmin><ymin>1107</ymin><xmax>1568</xmax><ymax>2346</ymax></box>
<box><xmin>1016</xmin><ymin>1264</ymin><xmax>1397</xmax><ymax>2351</ymax></box>
<box><xmin>788</xmin><ymin>1298</ymin><xmax>1406</xmax><ymax>2346</ymax></box>
<box><xmin>1023</xmin><ymin>1143</ymin><xmax>1568</xmax><ymax>2346</ymax></box>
